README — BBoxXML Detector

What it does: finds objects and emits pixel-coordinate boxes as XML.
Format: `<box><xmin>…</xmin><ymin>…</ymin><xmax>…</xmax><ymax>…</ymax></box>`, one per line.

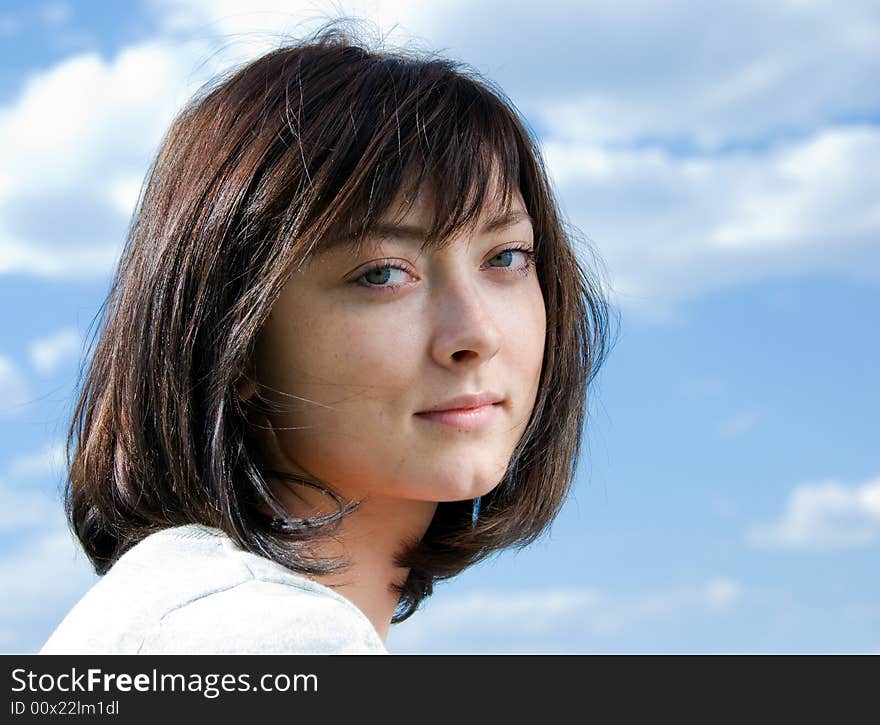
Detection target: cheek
<box><xmin>316</xmin><ymin>315</ymin><xmax>418</xmax><ymax>389</ymax></box>
<box><xmin>502</xmin><ymin>281</ymin><xmax>546</xmax><ymax>386</ymax></box>
<box><xmin>340</xmin><ymin>316</ymin><xmax>417</xmax><ymax>376</ymax></box>
<box><xmin>265</xmin><ymin>303</ymin><xmax>418</xmax><ymax>401</ymax></box>
<box><xmin>261</xmin><ymin>305</ymin><xmax>426</xmax><ymax>496</ymax></box>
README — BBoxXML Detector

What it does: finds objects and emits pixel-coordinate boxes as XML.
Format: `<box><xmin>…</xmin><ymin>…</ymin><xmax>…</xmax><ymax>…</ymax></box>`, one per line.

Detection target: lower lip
<box><xmin>415</xmin><ymin>403</ymin><xmax>502</xmax><ymax>431</ymax></box>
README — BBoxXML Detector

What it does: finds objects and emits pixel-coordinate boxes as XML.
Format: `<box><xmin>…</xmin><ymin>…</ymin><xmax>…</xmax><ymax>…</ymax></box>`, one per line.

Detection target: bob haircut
<box><xmin>65</xmin><ymin>20</ymin><xmax>615</xmax><ymax>624</ymax></box>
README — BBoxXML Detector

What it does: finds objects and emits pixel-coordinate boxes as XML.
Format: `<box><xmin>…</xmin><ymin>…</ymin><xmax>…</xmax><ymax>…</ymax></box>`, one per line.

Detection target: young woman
<box><xmin>39</xmin><ymin>21</ymin><xmax>614</xmax><ymax>654</ymax></box>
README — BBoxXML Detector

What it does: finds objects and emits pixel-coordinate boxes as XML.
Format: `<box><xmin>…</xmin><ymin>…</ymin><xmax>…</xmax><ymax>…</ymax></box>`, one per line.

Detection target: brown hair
<box><xmin>65</xmin><ymin>19</ymin><xmax>617</xmax><ymax>623</ymax></box>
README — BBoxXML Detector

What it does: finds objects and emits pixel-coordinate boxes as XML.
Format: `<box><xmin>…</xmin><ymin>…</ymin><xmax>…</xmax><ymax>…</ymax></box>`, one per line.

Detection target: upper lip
<box><xmin>416</xmin><ymin>391</ymin><xmax>504</xmax><ymax>414</ymax></box>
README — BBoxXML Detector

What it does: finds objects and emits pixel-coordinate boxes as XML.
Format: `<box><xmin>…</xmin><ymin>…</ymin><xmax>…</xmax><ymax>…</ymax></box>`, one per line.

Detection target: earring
<box><xmin>471</xmin><ymin>496</ymin><xmax>482</xmax><ymax>528</ymax></box>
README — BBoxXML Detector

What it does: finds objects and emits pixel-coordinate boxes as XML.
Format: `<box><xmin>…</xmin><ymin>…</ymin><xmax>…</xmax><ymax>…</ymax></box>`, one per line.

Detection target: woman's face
<box><xmin>253</xmin><ymin>182</ymin><xmax>546</xmax><ymax>505</ymax></box>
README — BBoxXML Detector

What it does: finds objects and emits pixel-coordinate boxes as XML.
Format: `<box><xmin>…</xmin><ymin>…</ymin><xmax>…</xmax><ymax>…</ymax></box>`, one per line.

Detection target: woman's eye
<box><xmin>487</xmin><ymin>247</ymin><xmax>536</xmax><ymax>276</ymax></box>
<box><xmin>489</xmin><ymin>249</ymin><xmax>524</xmax><ymax>268</ymax></box>
<box><xmin>355</xmin><ymin>264</ymin><xmax>412</xmax><ymax>290</ymax></box>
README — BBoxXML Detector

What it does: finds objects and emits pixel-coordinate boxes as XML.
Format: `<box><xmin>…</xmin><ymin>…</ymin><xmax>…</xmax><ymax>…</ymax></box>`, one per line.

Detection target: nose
<box><xmin>428</xmin><ymin>277</ymin><xmax>503</xmax><ymax>367</ymax></box>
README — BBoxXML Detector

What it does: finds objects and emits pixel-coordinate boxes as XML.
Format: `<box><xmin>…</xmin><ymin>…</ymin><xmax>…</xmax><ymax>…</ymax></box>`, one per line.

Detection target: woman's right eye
<box><xmin>353</xmin><ymin>262</ymin><xmax>414</xmax><ymax>292</ymax></box>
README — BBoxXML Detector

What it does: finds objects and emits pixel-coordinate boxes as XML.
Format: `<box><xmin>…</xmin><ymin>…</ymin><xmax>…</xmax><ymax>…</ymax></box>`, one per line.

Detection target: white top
<box><xmin>39</xmin><ymin>524</ymin><xmax>388</xmax><ymax>654</ymax></box>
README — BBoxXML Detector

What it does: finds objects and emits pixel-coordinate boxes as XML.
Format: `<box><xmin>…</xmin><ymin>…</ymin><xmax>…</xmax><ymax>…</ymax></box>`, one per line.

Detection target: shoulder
<box><xmin>40</xmin><ymin>524</ymin><xmax>387</xmax><ymax>655</ymax></box>
<box><xmin>137</xmin><ymin>577</ymin><xmax>387</xmax><ymax>654</ymax></box>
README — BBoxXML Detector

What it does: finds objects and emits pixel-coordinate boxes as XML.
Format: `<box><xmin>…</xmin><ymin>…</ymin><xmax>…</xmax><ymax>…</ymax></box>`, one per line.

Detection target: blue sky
<box><xmin>1</xmin><ymin>0</ymin><xmax>878</xmax><ymax>653</ymax></box>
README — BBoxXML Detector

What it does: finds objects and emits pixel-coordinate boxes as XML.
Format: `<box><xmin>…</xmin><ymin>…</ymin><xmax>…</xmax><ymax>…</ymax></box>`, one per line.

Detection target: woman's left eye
<box><xmin>487</xmin><ymin>248</ymin><xmax>533</xmax><ymax>269</ymax></box>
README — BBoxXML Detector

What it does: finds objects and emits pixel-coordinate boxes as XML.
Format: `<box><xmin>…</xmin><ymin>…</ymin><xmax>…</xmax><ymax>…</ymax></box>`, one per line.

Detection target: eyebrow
<box><xmin>366</xmin><ymin>209</ymin><xmax>534</xmax><ymax>242</ymax></box>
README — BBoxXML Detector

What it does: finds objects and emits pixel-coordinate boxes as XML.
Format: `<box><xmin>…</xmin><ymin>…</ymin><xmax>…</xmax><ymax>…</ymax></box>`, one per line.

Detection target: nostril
<box><xmin>451</xmin><ymin>350</ymin><xmax>478</xmax><ymax>362</ymax></box>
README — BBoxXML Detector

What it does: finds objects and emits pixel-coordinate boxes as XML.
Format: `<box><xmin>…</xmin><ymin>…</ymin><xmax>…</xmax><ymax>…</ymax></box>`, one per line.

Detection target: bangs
<box><xmin>309</xmin><ymin>56</ymin><xmax>528</xmax><ymax>257</ymax></box>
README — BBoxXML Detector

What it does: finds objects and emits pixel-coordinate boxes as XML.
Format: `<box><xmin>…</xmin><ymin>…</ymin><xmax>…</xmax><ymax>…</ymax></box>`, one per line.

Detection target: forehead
<box><xmin>319</xmin><ymin>182</ymin><xmax>533</xmax><ymax>259</ymax></box>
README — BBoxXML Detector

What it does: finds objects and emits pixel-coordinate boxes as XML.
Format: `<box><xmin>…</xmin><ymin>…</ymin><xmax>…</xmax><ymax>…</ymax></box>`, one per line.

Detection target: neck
<box><xmin>270</xmin><ymin>481</ymin><xmax>437</xmax><ymax>644</ymax></box>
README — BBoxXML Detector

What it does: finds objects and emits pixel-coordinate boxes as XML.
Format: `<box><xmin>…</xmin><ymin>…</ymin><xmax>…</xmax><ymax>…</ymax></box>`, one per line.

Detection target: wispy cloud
<box><xmin>0</xmin><ymin>439</ymin><xmax>91</xmax><ymax>652</ymax></box>
<box><xmin>7</xmin><ymin>440</ymin><xmax>66</xmax><ymax>479</ymax></box>
<box><xmin>0</xmin><ymin>475</ymin><xmax>62</xmax><ymax>532</ymax></box>
<box><xmin>514</xmin><ymin>2</ymin><xmax>880</xmax><ymax>149</ymax></box>
<box><xmin>0</xmin><ymin>354</ymin><xmax>31</xmax><ymax>417</ymax></box>
<box><xmin>0</xmin><ymin>441</ymin><xmax>68</xmax><ymax>532</ymax></box>
<box><xmin>746</xmin><ymin>475</ymin><xmax>880</xmax><ymax>550</ymax></box>
<box><xmin>387</xmin><ymin>577</ymin><xmax>743</xmax><ymax>653</ymax></box>
<box><xmin>40</xmin><ymin>2</ymin><xmax>73</xmax><ymax>28</ymax></box>
<box><xmin>0</xmin><ymin>518</ymin><xmax>98</xmax><ymax>652</ymax></box>
<box><xmin>718</xmin><ymin>409</ymin><xmax>763</xmax><ymax>438</ymax></box>
<box><xmin>29</xmin><ymin>327</ymin><xmax>82</xmax><ymax>374</ymax></box>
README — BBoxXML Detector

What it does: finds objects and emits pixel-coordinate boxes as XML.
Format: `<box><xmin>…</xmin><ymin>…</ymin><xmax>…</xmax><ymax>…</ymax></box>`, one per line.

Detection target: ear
<box><xmin>235</xmin><ymin>357</ymin><xmax>257</xmax><ymax>402</ymax></box>
<box><xmin>236</xmin><ymin>375</ymin><xmax>257</xmax><ymax>402</ymax></box>
<box><xmin>245</xmin><ymin>400</ymin><xmax>299</xmax><ymax>489</ymax></box>
<box><xmin>234</xmin><ymin>366</ymin><xmax>287</xmax><ymax>470</ymax></box>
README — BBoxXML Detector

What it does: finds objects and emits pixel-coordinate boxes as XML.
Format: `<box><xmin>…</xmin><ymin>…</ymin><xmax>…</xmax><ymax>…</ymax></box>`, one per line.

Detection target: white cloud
<box><xmin>0</xmin><ymin>517</ymin><xmax>98</xmax><ymax>652</ymax></box>
<box><xmin>386</xmin><ymin>576</ymin><xmax>744</xmax><ymax>652</ymax></box>
<box><xmin>0</xmin><ymin>438</ymin><xmax>93</xmax><ymax>651</ymax></box>
<box><xmin>29</xmin><ymin>327</ymin><xmax>82</xmax><ymax>374</ymax></box>
<box><xmin>0</xmin><ymin>441</ymin><xmax>68</xmax><ymax>532</ymax></box>
<box><xmin>747</xmin><ymin>475</ymin><xmax>880</xmax><ymax>550</ymax></box>
<box><xmin>0</xmin><ymin>517</ymin><xmax>79</xmax><ymax>615</ymax></box>
<box><xmin>542</xmin><ymin>125</ymin><xmax>880</xmax><ymax>318</ymax></box>
<box><xmin>0</xmin><ymin>39</ymin><xmax>222</xmax><ymax>279</ymax></box>
<box><xmin>107</xmin><ymin>177</ymin><xmax>147</xmax><ymax>217</ymax></box>
<box><xmin>0</xmin><ymin>477</ymin><xmax>62</xmax><ymax>532</ymax></box>
<box><xmin>168</xmin><ymin>0</ymin><xmax>878</xmax><ymax>149</ymax></box>
<box><xmin>0</xmin><ymin>238</ymin><xmax>123</xmax><ymax>278</ymax></box>
<box><xmin>0</xmin><ymin>355</ymin><xmax>31</xmax><ymax>418</ymax></box>
<box><xmin>0</xmin><ymin>2</ymin><xmax>444</xmax><ymax>282</ymax></box>
<box><xmin>148</xmin><ymin>0</ymin><xmax>449</xmax><ymax>50</ymax></box>
<box><xmin>509</xmin><ymin>1</ymin><xmax>880</xmax><ymax>151</ymax></box>
<box><xmin>2</xmin><ymin>0</ymin><xmax>877</xmax><ymax>320</ymax></box>
<box><xmin>7</xmin><ymin>440</ymin><xmax>66</xmax><ymax>479</ymax></box>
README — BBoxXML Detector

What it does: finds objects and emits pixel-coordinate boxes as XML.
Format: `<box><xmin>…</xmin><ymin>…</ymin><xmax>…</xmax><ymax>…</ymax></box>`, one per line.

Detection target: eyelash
<box><xmin>352</xmin><ymin>244</ymin><xmax>536</xmax><ymax>294</ymax></box>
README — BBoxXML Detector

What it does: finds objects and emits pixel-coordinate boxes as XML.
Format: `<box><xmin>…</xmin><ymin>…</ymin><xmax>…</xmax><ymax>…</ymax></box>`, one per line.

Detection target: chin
<box><xmin>417</xmin><ymin>469</ymin><xmax>507</xmax><ymax>503</ymax></box>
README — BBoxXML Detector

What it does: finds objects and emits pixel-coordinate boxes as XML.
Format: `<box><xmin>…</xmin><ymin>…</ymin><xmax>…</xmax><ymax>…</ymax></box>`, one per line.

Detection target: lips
<box><xmin>416</xmin><ymin>391</ymin><xmax>504</xmax><ymax>414</ymax></box>
<box><xmin>414</xmin><ymin>392</ymin><xmax>505</xmax><ymax>432</ymax></box>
